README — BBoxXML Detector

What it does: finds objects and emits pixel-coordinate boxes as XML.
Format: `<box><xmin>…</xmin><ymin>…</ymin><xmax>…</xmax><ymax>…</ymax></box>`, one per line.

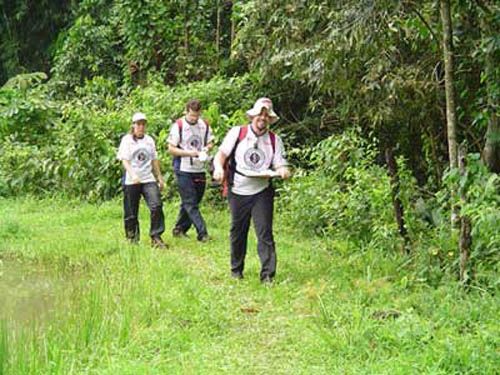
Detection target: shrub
<box><xmin>403</xmin><ymin>156</ymin><xmax>499</xmax><ymax>289</ymax></box>
<box><xmin>432</xmin><ymin>155</ymin><xmax>499</xmax><ymax>288</ymax></box>
<box><xmin>279</xmin><ymin>129</ymin><xmax>398</xmax><ymax>247</ymax></box>
<box><xmin>0</xmin><ymin>73</ymin><xmax>57</xmax><ymax>144</ymax></box>
<box><xmin>0</xmin><ymin>140</ymin><xmax>60</xmax><ymax>196</ymax></box>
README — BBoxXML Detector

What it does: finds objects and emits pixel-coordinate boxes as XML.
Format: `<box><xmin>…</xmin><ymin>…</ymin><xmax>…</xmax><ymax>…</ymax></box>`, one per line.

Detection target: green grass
<box><xmin>0</xmin><ymin>197</ymin><xmax>498</xmax><ymax>374</ymax></box>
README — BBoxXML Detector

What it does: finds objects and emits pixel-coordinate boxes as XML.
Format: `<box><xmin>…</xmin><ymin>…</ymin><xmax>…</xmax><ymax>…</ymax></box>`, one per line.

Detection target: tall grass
<box><xmin>0</xmin><ymin>320</ymin><xmax>8</xmax><ymax>375</ymax></box>
<box><xmin>0</xmin><ymin>198</ymin><xmax>498</xmax><ymax>374</ymax></box>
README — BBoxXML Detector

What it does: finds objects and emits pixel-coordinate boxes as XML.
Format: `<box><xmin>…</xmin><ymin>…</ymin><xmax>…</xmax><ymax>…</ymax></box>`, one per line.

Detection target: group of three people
<box><xmin>117</xmin><ymin>98</ymin><xmax>290</xmax><ymax>283</ymax></box>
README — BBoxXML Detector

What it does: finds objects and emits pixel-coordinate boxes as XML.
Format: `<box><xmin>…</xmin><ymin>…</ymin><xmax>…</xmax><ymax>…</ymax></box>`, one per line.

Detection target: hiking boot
<box><xmin>127</xmin><ymin>237</ymin><xmax>139</xmax><ymax>245</ymax></box>
<box><xmin>172</xmin><ymin>227</ymin><xmax>188</xmax><ymax>238</ymax></box>
<box><xmin>126</xmin><ymin>230</ymin><xmax>139</xmax><ymax>244</ymax></box>
<box><xmin>151</xmin><ymin>236</ymin><xmax>168</xmax><ymax>249</ymax></box>
<box><xmin>197</xmin><ymin>234</ymin><xmax>211</xmax><ymax>243</ymax></box>
<box><xmin>231</xmin><ymin>271</ymin><xmax>244</xmax><ymax>280</ymax></box>
<box><xmin>261</xmin><ymin>276</ymin><xmax>274</xmax><ymax>285</ymax></box>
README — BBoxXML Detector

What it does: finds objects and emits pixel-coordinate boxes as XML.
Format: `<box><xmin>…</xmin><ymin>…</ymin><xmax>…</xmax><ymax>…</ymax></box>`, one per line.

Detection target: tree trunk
<box><xmin>483</xmin><ymin>97</ymin><xmax>500</xmax><ymax>173</ymax></box>
<box><xmin>385</xmin><ymin>147</ymin><xmax>410</xmax><ymax>253</ymax></box>
<box><xmin>440</xmin><ymin>0</ymin><xmax>460</xmax><ymax>224</ymax></box>
<box><xmin>440</xmin><ymin>0</ymin><xmax>458</xmax><ymax>168</ymax></box>
<box><xmin>479</xmin><ymin>13</ymin><xmax>500</xmax><ymax>173</ymax></box>
<box><xmin>458</xmin><ymin>145</ymin><xmax>472</xmax><ymax>283</ymax></box>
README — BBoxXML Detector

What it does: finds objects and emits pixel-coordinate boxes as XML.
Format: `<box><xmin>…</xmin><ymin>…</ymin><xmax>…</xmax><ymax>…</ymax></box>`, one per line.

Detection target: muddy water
<box><xmin>0</xmin><ymin>260</ymin><xmax>73</xmax><ymax>325</ymax></box>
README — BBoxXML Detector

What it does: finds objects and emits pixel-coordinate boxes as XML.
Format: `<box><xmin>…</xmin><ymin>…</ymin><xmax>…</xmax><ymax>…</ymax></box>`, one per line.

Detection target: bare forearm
<box><xmin>168</xmin><ymin>144</ymin><xmax>198</xmax><ymax>157</ymax></box>
<box><xmin>213</xmin><ymin>151</ymin><xmax>227</xmax><ymax>170</ymax></box>
<box><xmin>122</xmin><ymin>160</ymin><xmax>140</xmax><ymax>184</ymax></box>
<box><xmin>122</xmin><ymin>160</ymin><xmax>135</xmax><ymax>177</ymax></box>
<box><xmin>212</xmin><ymin>151</ymin><xmax>227</xmax><ymax>182</ymax></box>
<box><xmin>275</xmin><ymin>165</ymin><xmax>291</xmax><ymax>179</ymax></box>
<box><xmin>152</xmin><ymin>160</ymin><xmax>163</xmax><ymax>181</ymax></box>
<box><xmin>152</xmin><ymin>160</ymin><xmax>165</xmax><ymax>190</ymax></box>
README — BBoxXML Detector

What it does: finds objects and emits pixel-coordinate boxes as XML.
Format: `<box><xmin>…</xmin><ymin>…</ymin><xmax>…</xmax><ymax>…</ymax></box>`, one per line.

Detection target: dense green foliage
<box><xmin>50</xmin><ymin>0</ymin><xmax>237</xmax><ymax>88</ymax></box>
<box><xmin>280</xmin><ymin>129</ymin><xmax>396</xmax><ymax>243</ymax></box>
<box><xmin>279</xmin><ymin>130</ymin><xmax>499</xmax><ymax>288</ymax></box>
<box><xmin>0</xmin><ymin>0</ymin><xmax>74</xmax><ymax>84</ymax></box>
<box><xmin>440</xmin><ymin>155</ymin><xmax>500</xmax><ymax>285</ymax></box>
<box><xmin>235</xmin><ymin>0</ymin><xmax>499</xmax><ymax>179</ymax></box>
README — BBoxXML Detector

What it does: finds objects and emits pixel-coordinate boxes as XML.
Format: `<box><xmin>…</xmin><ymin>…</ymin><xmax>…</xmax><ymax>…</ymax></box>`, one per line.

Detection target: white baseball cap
<box><xmin>132</xmin><ymin>112</ymin><xmax>147</xmax><ymax>123</ymax></box>
<box><xmin>246</xmin><ymin>97</ymin><xmax>279</xmax><ymax>124</ymax></box>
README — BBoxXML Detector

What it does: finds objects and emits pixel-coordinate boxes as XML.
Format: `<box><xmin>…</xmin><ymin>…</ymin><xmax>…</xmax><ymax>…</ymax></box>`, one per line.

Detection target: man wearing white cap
<box><xmin>117</xmin><ymin>112</ymin><xmax>167</xmax><ymax>248</ymax></box>
<box><xmin>213</xmin><ymin>98</ymin><xmax>291</xmax><ymax>283</ymax></box>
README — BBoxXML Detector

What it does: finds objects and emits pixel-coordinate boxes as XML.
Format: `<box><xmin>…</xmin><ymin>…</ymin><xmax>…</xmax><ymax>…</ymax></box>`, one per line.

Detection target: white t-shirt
<box><xmin>117</xmin><ymin>134</ymin><xmax>158</xmax><ymax>185</ymax></box>
<box><xmin>167</xmin><ymin>118</ymin><xmax>214</xmax><ymax>173</ymax></box>
<box><xmin>219</xmin><ymin>125</ymin><xmax>288</xmax><ymax>195</ymax></box>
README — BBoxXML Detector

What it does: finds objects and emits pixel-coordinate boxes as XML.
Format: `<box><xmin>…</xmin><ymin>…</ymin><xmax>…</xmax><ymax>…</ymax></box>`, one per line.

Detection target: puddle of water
<box><xmin>0</xmin><ymin>259</ymin><xmax>73</xmax><ymax>326</ymax></box>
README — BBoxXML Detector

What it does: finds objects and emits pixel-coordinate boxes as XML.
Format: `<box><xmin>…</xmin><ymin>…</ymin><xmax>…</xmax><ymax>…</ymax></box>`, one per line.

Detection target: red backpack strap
<box><xmin>176</xmin><ymin>118</ymin><xmax>183</xmax><ymax>144</ymax></box>
<box><xmin>228</xmin><ymin>126</ymin><xmax>247</xmax><ymax>159</ymax></box>
<box><xmin>239</xmin><ymin>125</ymin><xmax>248</xmax><ymax>141</ymax></box>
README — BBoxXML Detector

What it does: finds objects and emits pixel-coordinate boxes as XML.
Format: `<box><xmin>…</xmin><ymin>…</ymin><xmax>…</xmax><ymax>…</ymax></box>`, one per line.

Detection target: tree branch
<box><xmin>411</xmin><ymin>7</ymin><xmax>439</xmax><ymax>43</ymax></box>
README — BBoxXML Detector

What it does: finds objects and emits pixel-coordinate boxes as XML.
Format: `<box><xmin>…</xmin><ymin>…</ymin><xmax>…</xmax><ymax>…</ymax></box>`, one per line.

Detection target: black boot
<box><xmin>151</xmin><ymin>236</ymin><xmax>168</xmax><ymax>249</ymax></box>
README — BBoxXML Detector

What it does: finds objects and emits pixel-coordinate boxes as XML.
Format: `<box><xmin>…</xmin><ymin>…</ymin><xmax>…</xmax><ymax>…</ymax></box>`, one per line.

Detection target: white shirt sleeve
<box><xmin>218</xmin><ymin>127</ymin><xmax>241</xmax><ymax>157</ymax></box>
<box><xmin>167</xmin><ymin>122</ymin><xmax>180</xmax><ymax>146</ymax></box>
<box><xmin>272</xmin><ymin>135</ymin><xmax>288</xmax><ymax>169</ymax></box>
<box><xmin>117</xmin><ymin>136</ymin><xmax>131</xmax><ymax>160</ymax></box>
<box><xmin>150</xmin><ymin>137</ymin><xmax>158</xmax><ymax>160</ymax></box>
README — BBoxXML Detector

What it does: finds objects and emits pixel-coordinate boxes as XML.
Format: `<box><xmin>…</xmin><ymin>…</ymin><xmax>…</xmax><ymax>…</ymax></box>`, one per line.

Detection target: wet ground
<box><xmin>0</xmin><ymin>259</ymin><xmax>72</xmax><ymax>325</ymax></box>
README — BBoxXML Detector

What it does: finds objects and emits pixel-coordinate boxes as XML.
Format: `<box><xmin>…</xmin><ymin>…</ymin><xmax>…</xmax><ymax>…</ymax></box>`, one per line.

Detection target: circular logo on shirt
<box><xmin>186</xmin><ymin>135</ymin><xmax>202</xmax><ymax>150</ymax></box>
<box><xmin>243</xmin><ymin>148</ymin><xmax>266</xmax><ymax>170</ymax></box>
<box><xmin>132</xmin><ymin>148</ymin><xmax>151</xmax><ymax>165</ymax></box>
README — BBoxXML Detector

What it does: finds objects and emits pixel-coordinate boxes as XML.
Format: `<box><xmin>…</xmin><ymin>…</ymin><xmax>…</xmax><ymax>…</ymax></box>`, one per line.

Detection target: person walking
<box><xmin>168</xmin><ymin>99</ymin><xmax>214</xmax><ymax>242</ymax></box>
<box><xmin>117</xmin><ymin>112</ymin><xmax>167</xmax><ymax>248</ymax></box>
<box><xmin>213</xmin><ymin>98</ymin><xmax>291</xmax><ymax>283</ymax></box>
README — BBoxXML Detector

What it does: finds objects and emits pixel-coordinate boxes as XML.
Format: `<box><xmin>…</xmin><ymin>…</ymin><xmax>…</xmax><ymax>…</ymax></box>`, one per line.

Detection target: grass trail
<box><xmin>0</xmin><ymin>197</ymin><xmax>498</xmax><ymax>374</ymax></box>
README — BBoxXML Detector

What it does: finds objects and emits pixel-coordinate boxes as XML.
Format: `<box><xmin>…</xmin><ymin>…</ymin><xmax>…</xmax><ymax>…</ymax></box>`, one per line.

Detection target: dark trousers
<box><xmin>228</xmin><ymin>186</ymin><xmax>276</xmax><ymax>280</ymax></box>
<box><xmin>123</xmin><ymin>182</ymin><xmax>165</xmax><ymax>240</ymax></box>
<box><xmin>174</xmin><ymin>172</ymin><xmax>208</xmax><ymax>239</ymax></box>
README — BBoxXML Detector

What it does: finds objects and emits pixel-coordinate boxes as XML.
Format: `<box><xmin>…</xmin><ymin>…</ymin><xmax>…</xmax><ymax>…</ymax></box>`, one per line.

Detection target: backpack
<box><xmin>172</xmin><ymin>118</ymin><xmax>210</xmax><ymax>172</ymax></box>
<box><xmin>221</xmin><ymin>125</ymin><xmax>276</xmax><ymax>197</ymax></box>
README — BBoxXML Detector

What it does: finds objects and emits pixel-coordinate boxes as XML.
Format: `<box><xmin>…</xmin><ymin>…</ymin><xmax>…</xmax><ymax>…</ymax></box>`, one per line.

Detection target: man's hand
<box><xmin>198</xmin><ymin>150</ymin><xmax>208</xmax><ymax>162</ymax></box>
<box><xmin>190</xmin><ymin>150</ymin><xmax>200</xmax><ymax>157</ymax></box>
<box><xmin>213</xmin><ymin>166</ymin><xmax>224</xmax><ymax>182</ymax></box>
<box><xmin>212</xmin><ymin>151</ymin><xmax>227</xmax><ymax>183</ymax></box>
<box><xmin>158</xmin><ymin>178</ymin><xmax>165</xmax><ymax>190</ymax></box>
<box><xmin>122</xmin><ymin>160</ymin><xmax>141</xmax><ymax>184</ymax></box>
<box><xmin>277</xmin><ymin>167</ymin><xmax>291</xmax><ymax>180</ymax></box>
